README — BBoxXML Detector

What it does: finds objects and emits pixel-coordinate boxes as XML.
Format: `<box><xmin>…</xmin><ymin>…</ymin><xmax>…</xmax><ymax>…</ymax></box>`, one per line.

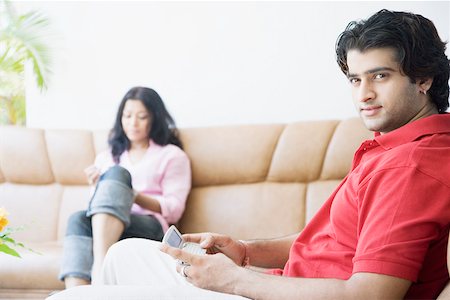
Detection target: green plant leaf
<box><xmin>8</xmin><ymin>10</ymin><xmax>53</xmax><ymax>90</ymax></box>
<box><xmin>1</xmin><ymin>236</ymin><xmax>16</xmax><ymax>244</ymax></box>
<box><xmin>0</xmin><ymin>0</ymin><xmax>54</xmax><ymax>125</ymax></box>
<box><xmin>0</xmin><ymin>243</ymin><xmax>21</xmax><ymax>258</ymax></box>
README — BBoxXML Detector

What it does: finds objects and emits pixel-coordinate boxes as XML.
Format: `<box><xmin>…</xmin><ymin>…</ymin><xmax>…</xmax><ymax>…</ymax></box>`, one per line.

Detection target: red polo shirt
<box><xmin>271</xmin><ymin>114</ymin><xmax>450</xmax><ymax>299</ymax></box>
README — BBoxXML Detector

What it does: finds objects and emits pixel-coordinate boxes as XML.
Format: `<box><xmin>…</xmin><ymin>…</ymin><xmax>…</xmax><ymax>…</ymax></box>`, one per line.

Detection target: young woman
<box><xmin>58</xmin><ymin>86</ymin><xmax>191</xmax><ymax>288</ymax></box>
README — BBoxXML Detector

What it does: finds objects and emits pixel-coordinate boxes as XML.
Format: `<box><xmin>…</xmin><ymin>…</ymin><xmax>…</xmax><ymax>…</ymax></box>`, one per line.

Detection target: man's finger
<box><xmin>183</xmin><ymin>233</ymin><xmax>216</xmax><ymax>249</ymax></box>
<box><xmin>160</xmin><ymin>244</ymin><xmax>194</xmax><ymax>265</ymax></box>
<box><xmin>182</xmin><ymin>233</ymin><xmax>204</xmax><ymax>243</ymax></box>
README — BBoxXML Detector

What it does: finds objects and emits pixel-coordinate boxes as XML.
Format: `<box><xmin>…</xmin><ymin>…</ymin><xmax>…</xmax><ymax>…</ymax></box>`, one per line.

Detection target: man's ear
<box><xmin>417</xmin><ymin>78</ymin><xmax>433</xmax><ymax>93</ymax></box>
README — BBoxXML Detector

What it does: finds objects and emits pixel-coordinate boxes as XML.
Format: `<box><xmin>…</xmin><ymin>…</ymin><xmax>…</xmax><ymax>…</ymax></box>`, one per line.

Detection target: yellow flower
<box><xmin>0</xmin><ymin>207</ymin><xmax>37</xmax><ymax>257</ymax></box>
<box><xmin>0</xmin><ymin>207</ymin><xmax>9</xmax><ymax>232</ymax></box>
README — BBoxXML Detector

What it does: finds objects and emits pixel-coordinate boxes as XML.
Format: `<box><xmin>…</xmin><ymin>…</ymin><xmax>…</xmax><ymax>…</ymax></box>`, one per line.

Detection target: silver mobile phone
<box><xmin>162</xmin><ymin>225</ymin><xmax>206</xmax><ymax>255</ymax></box>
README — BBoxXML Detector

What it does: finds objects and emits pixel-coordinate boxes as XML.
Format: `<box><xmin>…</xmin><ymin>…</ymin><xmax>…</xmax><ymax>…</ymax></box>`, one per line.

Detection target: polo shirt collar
<box><xmin>373</xmin><ymin>113</ymin><xmax>450</xmax><ymax>150</ymax></box>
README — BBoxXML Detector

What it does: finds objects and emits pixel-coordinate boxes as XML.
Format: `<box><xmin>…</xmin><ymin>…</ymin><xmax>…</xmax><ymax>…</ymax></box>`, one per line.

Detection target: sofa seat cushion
<box><xmin>0</xmin><ymin>241</ymin><xmax>64</xmax><ymax>290</ymax></box>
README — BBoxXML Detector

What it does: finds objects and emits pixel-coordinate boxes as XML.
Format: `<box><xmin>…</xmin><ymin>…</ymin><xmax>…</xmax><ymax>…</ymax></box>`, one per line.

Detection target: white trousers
<box><xmin>99</xmin><ymin>238</ymin><xmax>249</xmax><ymax>299</ymax></box>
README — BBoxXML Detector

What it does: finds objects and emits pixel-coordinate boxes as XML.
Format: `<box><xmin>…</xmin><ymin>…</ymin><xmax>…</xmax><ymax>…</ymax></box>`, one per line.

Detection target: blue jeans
<box><xmin>59</xmin><ymin>165</ymin><xmax>164</xmax><ymax>281</ymax></box>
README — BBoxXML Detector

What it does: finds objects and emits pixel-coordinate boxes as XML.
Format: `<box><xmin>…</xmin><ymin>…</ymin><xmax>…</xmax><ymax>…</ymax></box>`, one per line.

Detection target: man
<box><xmin>99</xmin><ymin>9</ymin><xmax>450</xmax><ymax>299</ymax></box>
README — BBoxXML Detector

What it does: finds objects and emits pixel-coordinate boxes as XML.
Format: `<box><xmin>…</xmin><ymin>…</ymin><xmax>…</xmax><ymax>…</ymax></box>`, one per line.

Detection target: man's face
<box><xmin>346</xmin><ymin>48</ymin><xmax>430</xmax><ymax>133</ymax></box>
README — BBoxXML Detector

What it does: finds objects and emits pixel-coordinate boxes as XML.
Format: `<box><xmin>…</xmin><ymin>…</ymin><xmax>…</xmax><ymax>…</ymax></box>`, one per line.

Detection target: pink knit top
<box><xmin>94</xmin><ymin>140</ymin><xmax>191</xmax><ymax>232</ymax></box>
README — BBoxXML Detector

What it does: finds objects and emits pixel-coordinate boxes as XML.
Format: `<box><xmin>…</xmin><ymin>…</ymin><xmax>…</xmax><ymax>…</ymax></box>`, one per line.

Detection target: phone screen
<box><xmin>167</xmin><ymin>231</ymin><xmax>183</xmax><ymax>248</ymax></box>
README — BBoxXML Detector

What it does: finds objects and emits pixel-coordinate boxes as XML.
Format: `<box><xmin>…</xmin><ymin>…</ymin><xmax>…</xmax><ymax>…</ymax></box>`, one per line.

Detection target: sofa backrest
<box><xmin>0</xmin><ymin>118</ymin><xmax>372</xmax><ymax>242</ymax></box>
<box><xmin>178</xmin><ymin>118</ymin><xmax>372</xmax><ymax>239</ymax></box>
<box><xmin>0</xmin><ymin>127</ymin><xmax>109</xmax><ymax>243</ymax></box>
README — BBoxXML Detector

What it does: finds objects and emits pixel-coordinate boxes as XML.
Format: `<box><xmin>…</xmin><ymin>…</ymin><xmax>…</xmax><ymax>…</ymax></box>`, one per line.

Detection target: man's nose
<box><xmin>358</xmin><ymin>81</ymin><xmax>375</xmax><ymax>102</ymax></box>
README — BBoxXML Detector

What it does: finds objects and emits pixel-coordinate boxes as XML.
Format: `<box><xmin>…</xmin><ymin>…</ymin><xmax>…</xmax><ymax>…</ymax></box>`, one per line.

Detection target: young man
<box><xmin>99</xmin><ymin>9</ymin><xmax>450</xmax><ymax>299</ymax></box>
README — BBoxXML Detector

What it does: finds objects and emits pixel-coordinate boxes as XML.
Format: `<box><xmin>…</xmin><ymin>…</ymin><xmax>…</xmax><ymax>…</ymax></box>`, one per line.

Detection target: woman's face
<box><xmin>121</xmin><ymin>99</ymin><xmax>152</xmax><ymax>145</ymax></box>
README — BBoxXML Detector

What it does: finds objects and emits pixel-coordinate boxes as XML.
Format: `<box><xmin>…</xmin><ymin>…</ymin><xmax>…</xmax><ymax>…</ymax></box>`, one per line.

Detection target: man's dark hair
<box><xmin>336</xmin><ymin>9</ymin><xmax>450</xmax><ymax>113</ymax></box>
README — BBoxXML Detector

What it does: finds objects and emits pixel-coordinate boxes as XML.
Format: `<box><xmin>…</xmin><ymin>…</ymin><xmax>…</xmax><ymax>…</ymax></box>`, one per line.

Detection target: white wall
<box><xmin>20</xmin><ymin>1</ymin><xmax>450</xmax><ymax>129</ymax></box>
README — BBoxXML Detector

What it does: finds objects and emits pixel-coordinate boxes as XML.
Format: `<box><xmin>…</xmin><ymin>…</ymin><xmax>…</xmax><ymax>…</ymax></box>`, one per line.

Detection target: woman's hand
<box><xmin>182</xmin><ymin>233</ymin><xmax>246</xmax><ymax>266</ymax></box>
<box><xmin>84</xmin><ymin>165</ymin><xmax>100</xmax><ymax>185</ymax></box>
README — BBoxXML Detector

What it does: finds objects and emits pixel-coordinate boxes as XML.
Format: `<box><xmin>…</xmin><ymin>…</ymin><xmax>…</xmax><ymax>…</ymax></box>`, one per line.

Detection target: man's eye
<box><xmin>349</xmin><ymin>78</ymin><xmax>360</xmax><ymax>85</ymax></box>
<box><xmin>374</xmin><ymin>73</ymin><xmax>386</xmax><ymax>79</ymax></box>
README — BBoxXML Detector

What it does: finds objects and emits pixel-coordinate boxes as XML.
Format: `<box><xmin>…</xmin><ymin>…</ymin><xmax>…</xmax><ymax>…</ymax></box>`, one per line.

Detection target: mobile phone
<box><xmin>162</xmin><ymin>225</ymin><xmax>206</xmax><ymax>255</ymax></box>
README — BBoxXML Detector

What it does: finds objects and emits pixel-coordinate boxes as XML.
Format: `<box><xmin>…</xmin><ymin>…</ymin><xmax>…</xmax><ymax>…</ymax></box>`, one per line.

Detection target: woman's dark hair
<box><xmin>335</xmin><ymin>9</ymin><xmax>450</xmax><ymax>113</ymax></box>
<box><xmin>108</xmin><ymin>86</ymin><xmax>183</xmax><ymax>163</ymax></box>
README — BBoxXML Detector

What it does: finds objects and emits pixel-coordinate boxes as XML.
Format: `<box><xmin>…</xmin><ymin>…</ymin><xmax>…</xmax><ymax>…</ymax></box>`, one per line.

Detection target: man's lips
<box><xmin>360</xmin><ymin>105</ymin><xmax>382</xmax><ymax>116</ymax></box>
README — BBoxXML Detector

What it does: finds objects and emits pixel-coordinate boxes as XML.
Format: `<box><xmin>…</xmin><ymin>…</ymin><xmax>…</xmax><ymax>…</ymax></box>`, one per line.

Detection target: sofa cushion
<box><xmin>0</xmin><ymin>241</ymin><xmax>64</xmax><ymax>290</ymax></box>
<box><xmin>0</xmin><ymin>183</ymin><xmax>62</xmax><ymax>242</ymax></box>
<box><xmin>179</xmin><ymin>182</ymin><xmax>306</xmax><ymax>240</ymax></box>
<box><xmin>56</xmin><ymin>186</ymin><xmax>92</xmax><ymax>240</ymax></box>
<box><xmin>305</xmin><ymin>180</ymin><xmax>342</xmax><ymax>223</ymax></box>
<box><xmin>267</xmin><ymin>120</ymin><xmax>339</xmax><ymax>182</ymax></box>
<box><xmin>0</xmin><ymin>126</ymin><xmax>54</xmax><ymax>184</ymax></box>
<box><xmin>180</xmin><ymin>124</ymin><xmax>284</xmax><ymax>187</ymax></box>
<box><xmin>45</xmin><ymin>130</ymin><xmax>96</xmax><ymax>185</ymax></box>
<box><xmin>320</xmin><ymin>118</ymin><xmax>373</xmax><ymax>180</ymax></box>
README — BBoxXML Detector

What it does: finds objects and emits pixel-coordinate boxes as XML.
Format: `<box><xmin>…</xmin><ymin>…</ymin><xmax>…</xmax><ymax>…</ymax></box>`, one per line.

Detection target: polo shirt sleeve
<box><xmin>154</xmin><ymin>151</ymin><xmax>192</xmax><ymax>225</ymax></box>
<box><xmin>353</xmin><ymin>166</ymin><xmax>450</xmax><ymax>281</ymax></box>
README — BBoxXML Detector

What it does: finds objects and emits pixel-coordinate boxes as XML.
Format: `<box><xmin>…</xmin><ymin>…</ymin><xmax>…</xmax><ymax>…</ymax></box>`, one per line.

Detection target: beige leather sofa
<box><xmin>0</xmin><ymin>118</ymin><xmax>448</xmax><ymax>299</ymax></box>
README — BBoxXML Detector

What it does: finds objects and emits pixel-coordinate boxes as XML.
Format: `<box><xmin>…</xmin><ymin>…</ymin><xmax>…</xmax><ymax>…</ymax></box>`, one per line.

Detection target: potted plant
<box><xmin>0</xmin><ymin>0</ymin><xmax>52</xmax><ymax>125</ymax></box>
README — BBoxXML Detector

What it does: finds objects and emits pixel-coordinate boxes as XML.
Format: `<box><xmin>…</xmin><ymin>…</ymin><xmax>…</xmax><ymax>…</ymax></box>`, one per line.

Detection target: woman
<box><xmin>59</xmin><ymin>87</ymin><xmax>191</xmax><ymax>288</ymax></box>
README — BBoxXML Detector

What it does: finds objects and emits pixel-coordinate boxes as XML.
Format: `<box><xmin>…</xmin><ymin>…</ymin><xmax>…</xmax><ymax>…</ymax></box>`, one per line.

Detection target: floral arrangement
<box><xmin>0</xmin><ymin>207</ymin><xmax>34</xmax><ymax>257</ymax></box>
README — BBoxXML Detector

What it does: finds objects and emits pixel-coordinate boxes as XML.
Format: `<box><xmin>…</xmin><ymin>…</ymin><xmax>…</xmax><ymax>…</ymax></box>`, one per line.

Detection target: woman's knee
<box><xmin>101</xmin><ymin>165</ymin><xmax>132</xmax><ymax>187</ymax></box>
<box><xmin>66</xmin><ymin>210</ymin><xmax>92</xmax><ymax>236</ymax></box>
<box><xmin>87</xmin><ymin>167</ymin><xmax>134</xmax><ymax>227</ymax></box>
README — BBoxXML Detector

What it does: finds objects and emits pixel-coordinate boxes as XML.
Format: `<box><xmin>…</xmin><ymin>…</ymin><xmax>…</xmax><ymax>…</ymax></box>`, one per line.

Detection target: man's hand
<box><xmin>84</xmin><ymin>165</ymin><xmax>100</xmax><ymax>185</ymax></box>
<box><xmin>182</xmin><ymin>232</ymin><xmax>246</xmax><ymax>266</ymax></box>
<box><xmin>160</xmin><ymin>243</ymin><xmax>245</xmax><ymax>295</ymax></box>
<box><xmin>160</xmin><ymin>242</ymin><xmax>411</xmax><ymax>299</ymax></box>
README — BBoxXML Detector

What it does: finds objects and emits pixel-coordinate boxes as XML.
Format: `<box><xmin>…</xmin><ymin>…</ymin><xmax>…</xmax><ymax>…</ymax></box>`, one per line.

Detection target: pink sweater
<box><xmin>94</xmin><ymin>140</ymin><xmax>191</xmax><ymax>232</ymax></box>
